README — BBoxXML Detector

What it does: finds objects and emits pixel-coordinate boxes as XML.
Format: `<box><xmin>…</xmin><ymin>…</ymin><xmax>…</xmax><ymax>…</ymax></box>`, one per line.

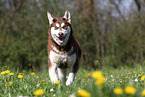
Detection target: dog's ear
<box><xmin>47</xmin><ymin>12</ymin><xmax>57</xmax><ymax>24</ymax></box>
<box><xmin>63</xmin><ymin>11</ymin><xmax>71</xmax><ymax>23</ymax></box>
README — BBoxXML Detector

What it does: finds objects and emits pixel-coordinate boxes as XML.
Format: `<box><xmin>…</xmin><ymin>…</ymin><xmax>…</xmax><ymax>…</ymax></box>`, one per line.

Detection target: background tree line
<box><xmin>0</xmin><ymin>0</ymin><xmax>145</xmax><ymax>70</ymax></box>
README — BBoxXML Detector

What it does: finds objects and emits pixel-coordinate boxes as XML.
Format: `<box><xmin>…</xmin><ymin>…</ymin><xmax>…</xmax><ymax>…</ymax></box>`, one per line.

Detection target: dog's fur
<box><xmin>47</xmin><ymin>11</ymin><xmax>81</xmax><ymax>85</ymax></box>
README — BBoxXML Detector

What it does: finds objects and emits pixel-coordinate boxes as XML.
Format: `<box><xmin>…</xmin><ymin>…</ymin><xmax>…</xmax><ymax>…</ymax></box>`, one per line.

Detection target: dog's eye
<box><xmin>55</xmin><ymin>26</ymin><xmax>59</xmax><ymax>30</ymax></box>
<box><xmin>62</xmin><ymin>26</ymin><xmax>67</xmax><ymax>29</ymax></box>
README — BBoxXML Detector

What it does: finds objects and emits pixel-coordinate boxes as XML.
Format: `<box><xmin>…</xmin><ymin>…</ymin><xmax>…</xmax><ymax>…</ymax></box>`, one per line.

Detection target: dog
<box><xmin>47</xmin><ymin>11</ymin><xmax>81</xmax><ymax>86</ymax></box>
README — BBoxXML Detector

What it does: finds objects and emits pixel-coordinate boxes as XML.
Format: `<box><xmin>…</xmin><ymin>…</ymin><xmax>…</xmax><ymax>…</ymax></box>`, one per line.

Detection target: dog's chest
<box><xmin>49</xmin><ymin>47</ymin><xmax>76</xmax><ymax>67</ymax></box>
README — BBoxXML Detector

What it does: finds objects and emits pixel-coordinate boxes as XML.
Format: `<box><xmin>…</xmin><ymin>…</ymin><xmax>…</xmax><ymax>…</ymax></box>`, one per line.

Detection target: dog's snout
<box><xmin>58</xmin><ymin>32</ymin><xmax>63</xmax><ymax>36</ymax></box>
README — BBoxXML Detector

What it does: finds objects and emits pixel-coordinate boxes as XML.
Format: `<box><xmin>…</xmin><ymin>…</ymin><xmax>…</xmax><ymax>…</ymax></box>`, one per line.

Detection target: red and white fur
<box><xmin>47</xmin><ymin>11</ymin><xmax>81</xmax><ymax>86</ymax></box>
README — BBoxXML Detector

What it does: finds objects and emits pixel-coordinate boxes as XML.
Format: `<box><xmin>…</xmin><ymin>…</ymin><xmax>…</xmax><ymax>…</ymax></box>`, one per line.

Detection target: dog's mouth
<box><xmin>54</xmin><ymin>34</ymin><xmax>67</xmax><ymax>44</ymax></box>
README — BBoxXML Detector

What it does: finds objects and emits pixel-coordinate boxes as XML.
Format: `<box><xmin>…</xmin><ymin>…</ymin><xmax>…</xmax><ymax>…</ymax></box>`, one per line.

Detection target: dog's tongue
<box><xmin>59</xmin><ymin>40</ymin><xmax>63</xmax><ymax>43</ymax></box>
<box><xmin>58</xmin><ymin>36</ymin><xmax>64</xmax><ymax>43</ymax></box>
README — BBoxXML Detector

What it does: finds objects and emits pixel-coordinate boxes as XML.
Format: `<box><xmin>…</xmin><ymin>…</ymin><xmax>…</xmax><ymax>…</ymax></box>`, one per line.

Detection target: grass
<box><xmin>1</xmin><ymin>64</ymin><xmax>145</xmax><ymax>97</ymax></box>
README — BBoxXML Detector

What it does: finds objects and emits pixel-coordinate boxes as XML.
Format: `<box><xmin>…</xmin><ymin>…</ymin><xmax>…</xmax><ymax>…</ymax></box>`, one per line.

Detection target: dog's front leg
<box><xmin>66</xmin><ymin>72</ymin><xmax>76</xmax><ymax>86</ymax></box>
<box><xmin>57</xmin><ymin>68</ymin><xmax>67</xmax><ymax>84</ymax></box>
<box><xmin>66</xmin><ymin>62</ymin><xmax>79</xmax><ymax>86</ymax></box>
<box><xmin>49</xmin><ymin>64</ymin><xmax>58</xmax><ymax>83</ymax></box>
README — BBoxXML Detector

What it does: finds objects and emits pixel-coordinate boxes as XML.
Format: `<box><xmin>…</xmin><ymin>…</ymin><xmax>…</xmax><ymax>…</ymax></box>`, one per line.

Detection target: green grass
<box><xmin>1</xmin><ymin>65</ymin><xmax>145</xmax><ymax>97</ymax></box>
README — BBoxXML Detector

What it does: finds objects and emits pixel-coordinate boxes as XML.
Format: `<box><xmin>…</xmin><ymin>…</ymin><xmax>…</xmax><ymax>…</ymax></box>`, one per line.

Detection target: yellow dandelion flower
<box><xmin>31</xmin><ymin>72</ymin><xmax>35</xmax><ymax>75</ymax></box>
<box><xmin>142</xmin><ymin>72</ymin><xmax>144</xmax><ymax>74</ymax></box>
<box><xmin>128</xmin><ymin>72</ymin><xmax>132</xmax><ymax>74</ymax></box>
<box><xmin>95</xmin><ymin>76</ymin><xmax>105</xmax><ymax>85</ymax></box>
<box><xmin>18</xmin><ymin>75</ymin><xmax>23</xmax><ymax>78</ymax></box>
<box><xmin>5</xmin><ymin>82</ymin><xmax>12</xmax><ymax>86</ymax></box>
<box><xmin>96</xmin><ymin>60</ymin><xmax>99</xmax><ymax>62</ymax></box>
<box><xmin>5</xmin><ymin>65</ymin><xmax>7</xmax><ymax>67</ymax></box>
<box><xmin>34</xmin><ymin>89</ymin><xmax>44</xmax><ymax>96</ymax></box>
<box><xmin>1</xmin><ymin>71</ymin><xmax>5</xmax><ymax>75</ymax></box>
<box><xmin>141</xmin><ymin>89</ymin><xmax>145</xmax><ymax>96</ymax></box>
<box><xmin>125</xmin><ymin>86</ymin><xmax>136</xmax><ymax>95</ymax></box>
<box><xmin>121</xmin><ymin>74</ymin><xmax>124</xmax><ymax>76</ymax></box>
<box><xmin>5</xmin><ymin>70</ymin><xmax>10</xmax><ymax>73</ymax></box>
<box><xmin>141</xmin><ymin>75</ymin><xmax>145</xmax><ymax>81</ymax></box>
<box><xmin>77</xmin><ymin>89</ymin><xmax>90</xmax><ymax>97</ymax></box>
<box><xmin>86</xmin><ymin>81</ymin><xmax>89</xmax><ymax>83</ymax></box>
<box><xmin>138</xmin><ymin>74</ymin><xmax>141</xmax><ymax>77</ymax></box>
<box><xmin>132</xmin><ymin>77</ymin><xmax>134</xmax><ymax>79</ymax></box>
<box><xmin>91</xmin><ymin>71</ymin><xmax>103</xmax><ymax>79</ymax></box>
<box><xmin>125</xmin><ymin>77</ymin><xmax>129</xmax><ymax>79</ymax></box>
<box><xmin>113</xmin><ymin>87</ymin><xmax>123</xmax><ymax>94</ymax></box>
<box><xmin>19</xmin><ymin>73</ymin><xmax>24</xmax><ymax>75</ymax></box>
<box><xmin>36</xmin><ymin>76</ymin><xmax>39</xmax><ymax>78</ymax></box>
<box><xmin>119</xmin><ymin>79</ymin><xmax>122</xmax><ymax>81</ymax></box>
<box><xmin>55</xmin><ymin>81</ymin><xmax>60</xmax><ymax>84</ymax></box>
<box><xmin>9</xmin><ymin>72</ymin><xmax>14</xmax><ymax>75</ymax></box>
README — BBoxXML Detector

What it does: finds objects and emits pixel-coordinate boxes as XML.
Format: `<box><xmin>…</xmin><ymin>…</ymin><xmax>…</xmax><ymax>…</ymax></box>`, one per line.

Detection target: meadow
<box><xmin>1</xmin><ymin>64</ymin><xmax>145</xmax><ymax>97</ymax></box>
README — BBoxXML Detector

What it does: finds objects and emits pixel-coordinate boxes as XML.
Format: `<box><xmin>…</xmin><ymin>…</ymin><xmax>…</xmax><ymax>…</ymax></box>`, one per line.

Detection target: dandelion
<box><xmin>19</xmin><ymin>73</ymin><xmax>24</xmax><ymax>75</ymax></box>
<box><xmin>9</xmin><ymin>72</ymin><xmax>14</xmax><ymax>75</ymax></box>
<box><xmin>77</xmin><ymin>89</ymin><xmax>90</xmax><ymax>97</ymax></box>
<box><xmin>141</xmin><ymin>89</ymin><xmax>145</xmax><ymax>96</ymax></box>
<box><xmin>5</xmin><ymin>82</ymin><xmax>12</xmax><ymax>86</ymax></box>
<box><xmin>5</xmin><ymin>65</ymin><xmax>7</xmax><ymax>67</ymax></box>
<box><xmin>125</xmin><ymin>86</ymin><xmax>136</xmax><ymax>95</ymax></box>
<box><xmin>121</xmin><ymin>74</ymin><xmax>124</xmax><ymax>76</ymax></box>
<box><xmin>36</xmin><ymin>76</ymin><xmax>39</xmax><ymax>78</ymax></box>
<box><xmin>96</xmin><ymin>60</ymin><xmax>99</xmax><ymax>62</ymax></box>
<box><xmin>95</xmin><ymin>76</ymin><xmax>105</xmax><ymax>85</ymax></box>
<box><xmin>138</xmin><ymin>74</ymin><xmax>141</xmax><ymax>77</ymax></box>
<box><xmin>1</xmin><ymin>71</ymin><xmax>5</xmax><ymax>75</ymax></box>
<box><xmin>55</xmin><ymin>81</ymin><xmax>60</xmax><ymax>84</ymax></box>
<box><xmin>5</xmin><ymin>70</ymin><xmax>10</xmax><ymax>73</ymax></box>
<box><xmin>142</xmin><ymin>72</ymin><xmax>144</xmax><ymax>74</ymax></box>
<box><xmin>113</xmin><ymin>87</ymin><xmax>123</xmax><ymax>94</ymax></box>
<box><xmin>128</xmin><ymin>72</ymin><xmax>132</xmax><ymax>74</ymax></box>
<box><xmin>125</xmin><ymin>76</ymin><xmax>129</xmax><ymax>79</ymax></box>
<box><xmin>18</xmin><ymin>75</ymin><xmax>23</xmax><ymax>78</ymax></box>
<box><xmin>34</xmin><ymin>89</ymin><xmax>44</xmax><ymax>96</ymax></box>
<box><xmin>91</xmin><ymin>71</ymin><xmax>103</xmax><ymax>79</ymax></box>
<box><xmin>86</xmin><ymin>81</ymin><xmax>89</xmax><ymax>83</ymax></box>
<box><xmin>31</xmin><ymin>72</ymin><xmax>35</xmax><ymax>75</ymax></box>
<box><xmin>141</xmin><ymin>75</ymin><xmax>145</xmax><ymax>81</ymax></box>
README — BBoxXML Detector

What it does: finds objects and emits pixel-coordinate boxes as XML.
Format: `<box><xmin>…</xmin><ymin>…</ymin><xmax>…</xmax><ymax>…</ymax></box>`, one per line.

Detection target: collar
<box><xmin>51</xmin><ymin>45</ymin><xmax>74</xmax><ymax>55</ymax></box>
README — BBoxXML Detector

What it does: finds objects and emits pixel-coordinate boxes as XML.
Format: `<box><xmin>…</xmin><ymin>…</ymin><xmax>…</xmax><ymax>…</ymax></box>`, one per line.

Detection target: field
<box><xmin>1</xmin><ymin>64</ymin><xmax>145</xmax><ymax>97</ymax></box>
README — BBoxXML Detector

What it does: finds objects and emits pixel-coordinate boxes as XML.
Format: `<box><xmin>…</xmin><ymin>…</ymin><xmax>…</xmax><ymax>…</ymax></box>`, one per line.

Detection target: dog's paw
<box><xmin>66</xmin><ymin>80</ymin><xmax>73</xmax><ymax>86</ymax></box>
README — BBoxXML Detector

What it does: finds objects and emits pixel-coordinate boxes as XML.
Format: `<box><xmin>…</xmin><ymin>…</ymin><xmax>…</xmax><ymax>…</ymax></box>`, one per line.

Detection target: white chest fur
<box><xmin>49</xmin><ymin>49</ymin><xmax>76</xmax><ymax>67</ymax></box>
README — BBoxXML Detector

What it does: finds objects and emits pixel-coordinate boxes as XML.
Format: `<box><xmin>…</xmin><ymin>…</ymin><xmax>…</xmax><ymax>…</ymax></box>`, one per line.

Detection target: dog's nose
<box><xmin>58</xmin><ymin>32</ymin><xmax>63</xmax><ymax>36</ymax></box>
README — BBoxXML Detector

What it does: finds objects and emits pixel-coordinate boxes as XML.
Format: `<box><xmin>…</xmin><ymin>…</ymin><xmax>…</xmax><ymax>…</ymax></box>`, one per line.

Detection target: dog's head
<box><xmin>47</xmin><ymin>11</ymin><xmax>72</xmax><ymax>46</ymax></box>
